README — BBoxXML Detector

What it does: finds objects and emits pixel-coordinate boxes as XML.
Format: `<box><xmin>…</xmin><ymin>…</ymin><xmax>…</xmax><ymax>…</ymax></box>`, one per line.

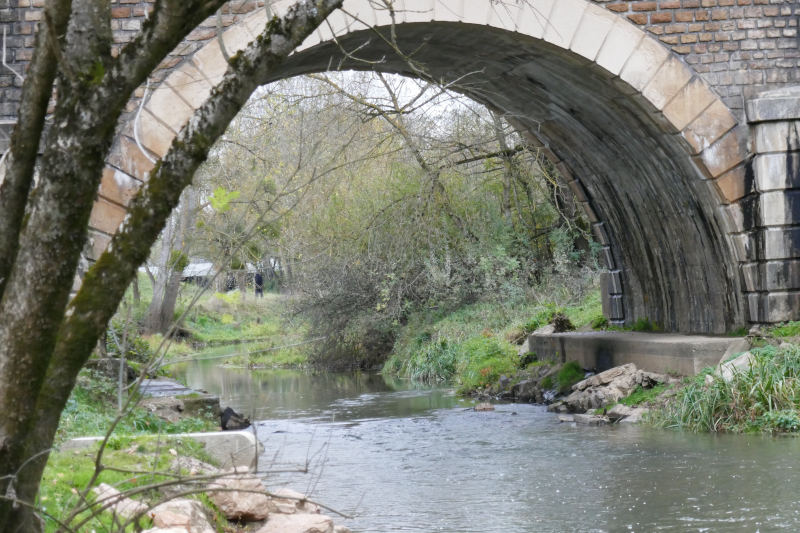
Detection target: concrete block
<box><xmin>434</xmin><ymin>0</ymin><xmax>465</xmax><ymax>22</ymax></box>
<box><xmin>642</xmin><ymin>57</ymin><xmax>693</xmax><ymax>111</ymax></box>
<box><xmin>619</xmin><ymin>36</ymin><xmax>669</xmax><ymax>92</ymax></box>
<box><xmin>89</xmin><ymin>197</ymin><xmax>127</xmax><ymax>235</ymax></box>
<box><xmin>731</xmin><ymin>232</ymin><xmax>756</xmax><ymax>262</ymax></box>
<box><xmin>528</xmin><ymin>331</ymin><xmax>747</xmax><ymax>375</ymax></box>
<box><xmin>515</xmin><ymin>0</ymin><xmax>555</xmax><ymax>39</ymax></box>
<box><xmin>682</xmin><ymin>98</ymin><xmax>738</xmax><ymax>155</ymax></box>
<box><xmin>752</xmin><ymin>120</ymin><xmax>800</xmax><ymax>154</ymax></box>
<box><xmin>165</xmin><ymin>63</ymin><xmax>214</xmax><ymax>110</ymax></box>
<box><xmin>740</xmin><ymin>261</ymin><xmax>761</xmax><ymax>292</ymax></box>
<box><xmin>764</xmin><ymin>291</ymin><xmax>800</xmax><ymax>322</ymax></box>
<box><xmin>663</xmin><ymin>78</ymin><xmax>718</xmax><ymax>132</ymax></box>
<box><xmin>87</xmin><ymin>230</ymin><xmax>113</xmax><ymax>261</ymax></box>
<box><xmin>107</xmin><ymin>135</ymin><xmax>155</xmax><ymax>180</ymax></box>
<box><xmin>700</xmin><ymin>126</ymin><xmax>748</xmax><ymax>178</ymax></box>
<box><xmin>566</xmin><ymin>178</ymin><xmax>588</xmax><ymax>203</ymax></box>
<box><xmin>99</xmin><ymin>167</ymin><xmax>141</xmax><ymax>207</ymax></box>
<box><xmin>138</xmin><ymin>109</ymin><xmax>177</xmax><ymax>158</ymax></box>
<box><xmin>145</xmin><ymin>84</ymin><xmax>194</xmax><ymax>133</ymax></box>
<box><xmin>243</xmin><ymin>7</ymin><xmax>269</xmax><ymax>37</ymax></box>
<box><xmin>595</xmin><ymin>17</ymin><xmax>644</xmax><ymax>76</ymax></box>
<box><xmin>764</xmin><ymin>259</ymin><xmax>800</xmax><ymax>290</ymax></box>
<box><xmin>746</xmin><ymin>86</ymin><xmax>800</xmax><ymax>122</ymax></box>
<box><xmin>221</xmin><ymin>22</ymin><xmax>254</xmax><ymax>55</ymax></box>
<box><xmin>713</xmin><ymin>163</ymin><xmax>753</xmax><ymax>204</ymax></box>
<box><xmin>543</xmin><ymin>0</ymin><xmax>586</xmax><ymax>49</ymax></box>
<box><xmin>754</xmin><ymin>152</ymin><xmax>800</xmax><ymax>192</ymax></box>
<box><xmin>62</xmin><ymin>430</ymin><xmax>261</xmax><ymax>471</ymax></box>
<box><xmin>570</xmin><ymin>3</ymin><xmax>616</xmax><ymax>61</ymax></box>
<box><xmin>762</xmin><ymin>227</ymin><xmax>800</xmax><ymax>260</ymax></box>
<box><xmin>760</xmin><ymin>190</ymin><xmax>800</xmax><ymax>226</ymax></box>
<box><xmin>592</xmin><ymin>222</ymin><xmax>610</xmax><ymax>246</ymax></box>
<box><xmin>599</xmin><ymin>246</ymin><xmax>615</xmax><ymax>270</ymax></box>
<box><xmin>191</xmin><ymin>37</ymin><xmax>227</xmax><ymax>86</ymax></box>
<box><xmin>487</xmin><ymin>0</ymin><xmax>520</xmax><ymax>30</ymax></box>
<box><xmin>600</xmin><ymin>269</ymin><xmax>623</xmax><ymax>295</ymax></box>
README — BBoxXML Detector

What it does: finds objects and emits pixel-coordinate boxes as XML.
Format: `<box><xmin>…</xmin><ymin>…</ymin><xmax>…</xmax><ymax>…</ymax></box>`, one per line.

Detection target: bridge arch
<box><xmin>94</xmin><ymin>0</ymin><xmax>751</xmax><ymax>334</ymax></box>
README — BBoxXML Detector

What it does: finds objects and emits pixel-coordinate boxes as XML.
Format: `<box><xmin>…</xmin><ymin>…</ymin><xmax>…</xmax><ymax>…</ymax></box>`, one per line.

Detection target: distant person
<box><xmin>254</xmin><ymin>272</ymin><xmax>264</xmax><ymax>297</ymax></box>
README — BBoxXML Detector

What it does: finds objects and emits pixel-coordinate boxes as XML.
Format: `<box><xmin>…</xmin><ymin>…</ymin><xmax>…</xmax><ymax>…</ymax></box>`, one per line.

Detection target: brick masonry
<box><xmin>593</xmin><ymin>0</ymin><xmax>799</xmax><ymax>118</ymax></box>
<box><xmin>1</xmin><ymin>0</ymin><xmax>798</xmax><ymax>125</ymax></box>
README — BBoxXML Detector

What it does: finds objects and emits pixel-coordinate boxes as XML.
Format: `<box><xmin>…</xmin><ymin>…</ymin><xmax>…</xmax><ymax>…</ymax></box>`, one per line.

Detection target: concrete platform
<box><xmin>526</xmin><ymin>331</ymin><xmax>748</xmax><ymax>375</ymax></box>
<box><xmin>61</xmin><ymin>430</ymin><xmax>261</xmax><ymax>470</ymax></box>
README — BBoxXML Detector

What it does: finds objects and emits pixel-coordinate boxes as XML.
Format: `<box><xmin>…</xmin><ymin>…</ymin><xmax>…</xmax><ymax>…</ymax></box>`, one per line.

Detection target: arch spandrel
<box><xmin>95</xmin><ymin>0</ymin><xmax>751</xmax><ymax>333</ymax></box>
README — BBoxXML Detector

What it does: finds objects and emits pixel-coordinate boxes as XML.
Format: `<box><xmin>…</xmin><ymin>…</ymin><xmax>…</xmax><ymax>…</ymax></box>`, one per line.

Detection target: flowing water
<box><xmin>177</xmin><ymin>361</ymin><xmax>800</xmax><ymax>532</ymax></box>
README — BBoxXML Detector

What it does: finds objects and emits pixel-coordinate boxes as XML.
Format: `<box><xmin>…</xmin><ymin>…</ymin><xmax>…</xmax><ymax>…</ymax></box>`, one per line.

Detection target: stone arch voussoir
<box><xmin>93</xmin><ymin>0</ymin><xmax>751</xmax><ymax>333</ymax></box>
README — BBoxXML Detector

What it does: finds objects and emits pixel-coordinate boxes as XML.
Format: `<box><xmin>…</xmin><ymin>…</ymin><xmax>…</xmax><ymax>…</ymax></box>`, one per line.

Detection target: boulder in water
<box><xmin>220</xmin><ymin>406</ymin><xmax>250</xmax><ymax>430</ymax></box>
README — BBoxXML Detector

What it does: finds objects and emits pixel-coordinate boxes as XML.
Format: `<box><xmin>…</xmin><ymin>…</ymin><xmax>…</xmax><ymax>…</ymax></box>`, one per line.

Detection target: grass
<box><xmin>556</xmin><ymin>361</ymin><xmax>584</xmax><ymax>393</ymax></box>
<box><xmin>41</xmin><ymin>437</ymin><xmax>221</xmax><ymax>532</ymax></box>
<box><xmin>768</xmin><ymin>321</ymin><xmax>800</xmax><ymax>338</ymax></box>
<box><xmin>43</xmin><ymin>369</ymin><xmax>222</xmax><ymax>531</ymax></box>
<box><xmin>650</xmin><ymin>344</ymin><xmax>800</xmax><ymax>433</ymax></box>
<box><xmin>383</xmin><ymin>288</ymin><xmax>602</xmax><ymax>393</ymax></box>
<box><xmin>55</xmin><ymin>370</ymin><xmax>218</xmax><ymax>445</ymax></box>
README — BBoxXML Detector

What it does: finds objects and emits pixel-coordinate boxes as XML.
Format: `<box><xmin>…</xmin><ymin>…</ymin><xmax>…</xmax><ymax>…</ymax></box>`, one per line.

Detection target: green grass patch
<box><xmin>55</xmin><ymin>370</ymin><xmax>218</xmax><ymax>445</ymax></box>
<box><xmin>556</xmin><ymin>361</ymin><xmax>584</xmax><ymax>394</ymax></box>
<box><xmin>41</xmin><ymin>437</ymin><xmax>217</xmax><ymax>532</ymax></box>
<box><xmin>456</xmin><ymin>337</ymin><xmax>518</xmax><ymax>393</ymax></box>
<box><xmin>768</xmin><ymin>321</ymin><xmax>800</xmax><ymax>338</ymax></box>
<box><xmin>618</xmin><ymin>384</ymin><xmax>668</xmax><ymax>406</ymax></box>
<box><xmin>384</xmin><ymin>289</ymin><xmax>602</xmax><ymax>391</ymax></box>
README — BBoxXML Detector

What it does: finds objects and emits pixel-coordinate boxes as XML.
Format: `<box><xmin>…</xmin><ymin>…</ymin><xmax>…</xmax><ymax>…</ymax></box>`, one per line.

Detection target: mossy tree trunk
<box><xmin>0</xmin><ymin>1</ymin><xmax>342</xmax><ymax>530</ymax></box>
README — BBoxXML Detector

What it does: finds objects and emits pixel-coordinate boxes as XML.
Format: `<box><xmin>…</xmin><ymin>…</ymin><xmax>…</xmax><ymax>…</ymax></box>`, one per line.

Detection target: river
<box><xmin>176</xmin><ymin>361</ymin><xmax>800</xmax><ymax>532</ymax></box>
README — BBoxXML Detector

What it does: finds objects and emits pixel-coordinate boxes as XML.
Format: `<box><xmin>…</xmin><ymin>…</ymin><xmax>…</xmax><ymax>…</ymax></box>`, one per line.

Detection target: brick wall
<box><xmin>1</xmin><ymin>1</ymin><xmax>798</xmax><ymax>128</ymax></box>
<box><xmin>593</xmin><ymin>0</ymin><xmax>799</xmax><ymax>117</ymax></box>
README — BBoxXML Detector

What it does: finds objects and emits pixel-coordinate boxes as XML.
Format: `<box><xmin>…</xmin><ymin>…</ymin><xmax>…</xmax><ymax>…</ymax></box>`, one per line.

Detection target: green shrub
<box><xmin>540</xmin><ymin>375</ymin><xmax>554</xmax><ymax>390</ymax></box>
<box><xmin>556</xmin><ymin>360</ymin><xmax>584</xmax><ymax>393</ymax></box>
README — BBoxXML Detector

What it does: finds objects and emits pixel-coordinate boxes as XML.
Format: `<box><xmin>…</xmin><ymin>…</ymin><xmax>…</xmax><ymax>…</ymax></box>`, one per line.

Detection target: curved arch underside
<box><xmin>265</xmin><ymin>23</ymin><xmax>744</xmax><ymax>333</ymax></box>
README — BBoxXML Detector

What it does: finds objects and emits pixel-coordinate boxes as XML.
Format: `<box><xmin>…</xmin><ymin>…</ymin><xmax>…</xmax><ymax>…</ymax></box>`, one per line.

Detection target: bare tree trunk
<box><xmin>0</xmin><ymin>2</ymin><xmax>343</xmax><ymax>529</ymax></box>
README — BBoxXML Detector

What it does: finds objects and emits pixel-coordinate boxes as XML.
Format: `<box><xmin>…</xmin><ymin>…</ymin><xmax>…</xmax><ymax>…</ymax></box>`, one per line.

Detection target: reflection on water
<box><xmin>177</xmin><ymin>361</ymin><xmax>468</xmax><ymax>421</ymax></box>
<box><xmin>176</xmin><ymin>361</ymin><xmax>800</xmax><ymax>533</ymax></box>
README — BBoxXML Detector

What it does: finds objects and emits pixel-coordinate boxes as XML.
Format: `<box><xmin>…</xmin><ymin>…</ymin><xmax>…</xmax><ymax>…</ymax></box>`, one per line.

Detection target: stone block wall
<box><xmin>741</xmin><ymin>87</ymin><xmax>800</xmax><ymax>322</ymax></box>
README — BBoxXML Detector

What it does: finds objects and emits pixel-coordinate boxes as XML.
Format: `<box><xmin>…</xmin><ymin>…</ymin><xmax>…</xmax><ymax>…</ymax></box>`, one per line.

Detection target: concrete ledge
<box><xmin>527</xmin><ymin>331</ymin><xmax>747</xmax><ymax>375</ymax></box>
<box><xmin>61</xmin><ymin>430</ymin><xmax>261</xmax><ymax>471</ymax></box>
<box><xmin>746</xmin><ymin>86</ymin><xmax>800</xmax><ymax>123</ymax></box>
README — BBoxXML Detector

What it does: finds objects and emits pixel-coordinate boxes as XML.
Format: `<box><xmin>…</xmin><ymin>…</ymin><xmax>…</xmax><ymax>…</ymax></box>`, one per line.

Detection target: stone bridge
<box><xmin>1</xmin><ymin>0</ymin><xmax>799</xmax><ymax>333</ymax></box>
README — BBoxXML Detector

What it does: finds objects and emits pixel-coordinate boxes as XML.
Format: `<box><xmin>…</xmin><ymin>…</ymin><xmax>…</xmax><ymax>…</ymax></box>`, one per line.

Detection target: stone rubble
<box><xmin>99</xmin><ymin>463</ymin><xmax>350</xmax><ymax>533</ymax></box>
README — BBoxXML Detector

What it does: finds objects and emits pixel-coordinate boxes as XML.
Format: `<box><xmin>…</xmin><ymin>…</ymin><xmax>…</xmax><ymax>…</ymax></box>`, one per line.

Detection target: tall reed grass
<box><xmin>651</xmin><ymin>344</ymin><xmax>800</xmax><ymax>433</ymax></box>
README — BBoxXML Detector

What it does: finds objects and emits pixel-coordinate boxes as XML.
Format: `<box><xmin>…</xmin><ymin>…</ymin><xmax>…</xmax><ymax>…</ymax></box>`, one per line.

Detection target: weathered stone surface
<box><xmin>271</xmin><ymin>488</ymin><xmax>321</xmax><ymax>515</ymax></box>
<box><xmin>746</xmin><ymin>86</ymin><xmax>800</xmax><ymax>122</ymax></box>
<box><xmin>92</xmin><ymin>483</ymin><xmax>148</xmax><ymax>520</ymax></box>
<box><xmin>564</xmin><ymin>363</ymin><xmax>668</xmax><ymax>413</ymax></box>
<box><xmin>256</xmin><ymin>513</ymin><xmax>335</xmax><ymax>533</ymax></box>
<box><xmin>607</xmin><ymin>405</ymin><xmax>648</xmax><ymax>424</ymax></box>
<box><xmin>208</xmin><ymin>473</ymin><xmax>271</xmax><ymax>521</ymax></box>
<box><xmin>149</xmin><ymin>498</ymin><xmax>215</xmax><ymax>533</ymax></box>
<box><xmin>573</xmin><ymin>413</ymin><xmax>608</xmax><ymax>425</ymax></box>
<box><xmin>573</xmin><ymin>364</ymin><xmax>638</xmax><ymax>391</ymax></box>
<box><xmin>714</xmin><ymin>351</ymin><xmax>756</xmax><ymax>383</ymax></box>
